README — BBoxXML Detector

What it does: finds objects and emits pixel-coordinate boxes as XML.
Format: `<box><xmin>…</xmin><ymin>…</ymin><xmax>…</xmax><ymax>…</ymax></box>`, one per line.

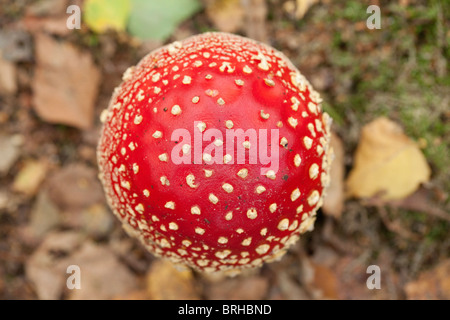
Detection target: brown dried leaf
<box><xmin>205</xmin><ymin>0</ymin><xmax>245</xmax><ymax>33</ymax></box>
<box><xmin>304</xmin><ymin>245</ymin><xmax>401</xmax><ymax>300</ymax></box>
<box><xmin>67</xmin><ymin>242</ymin><xmax>138</xmax><ymax>300</ymax></box>
<box><xmin>25</xmin><ymin>0</ymin><xmax>69</xmax><ymax>16</ymax></box>
<box><xmin>146</xmin><ymin>260</ymin><xmax>200</xmax><ymax>300</ymax></box>
<box><xmin>310</xmin><ymin>262</ymin><xmax>339</xmax><ymax>299</ymax></box>
<box><xmin>332</xmin><ymin>254</ymin><xmax>400</xmax><ymax>300</ymax></box>
<box><xmin>346</xmin><ymin>117</ymin><xmax>431</xmax><ymax>201</ymax></box>
<box><xmin>322</xmin><ymin>132</ymin><xmax>345</xmax><ymax>219</ymax></box>
<box><xmin>25</xmin><ymin>231</ymin><xmax>85</xmax><ymax>300</ymax></box>
<box><xmin>27</xmin><ymin>190</ymin><xmax>61</xmax><ymax>240</ymax></box>
<box><xmin>22</xmin><ymin>16</ymin><xmax>72</xmax><ymax>36</ymax></box>
<box><xmin>32</xmin><ymin>33</ymin><xmax>101</xmax><ymax>129</ymax></box>
<box><xmin>405</xmin><ymin>259</ymin><xmax>450</xmax><ymax>300</ymax></box>
<box><xmin>46</xmin><ymin>164</ymin><xmax>104</xmax><ymax>211</ymax></box>
<box><xmin>299</xmin><ymin>250</ymin><xmax>338</xmax><ymax>299</ymax></box>
<box><xmin>78</xmin><ymin>203</ymin><xmax>114</xmax><ymax>237</ymax></box>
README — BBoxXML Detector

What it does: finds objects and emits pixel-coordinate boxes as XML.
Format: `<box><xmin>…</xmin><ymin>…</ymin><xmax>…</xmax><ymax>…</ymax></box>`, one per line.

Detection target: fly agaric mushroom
<box><xmin>97</xmin><ymin>32</ymin><xmax>332</xmax><ymax>274</ymax></box>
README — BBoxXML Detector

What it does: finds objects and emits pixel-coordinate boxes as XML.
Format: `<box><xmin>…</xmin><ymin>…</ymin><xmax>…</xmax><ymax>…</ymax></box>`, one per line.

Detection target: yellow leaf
<box><xmin>146</xmin><ymin>260</ymin><xmax>200</xmax><ymax>300</ymax></box>
<box><xmin>84</xmin><ymin>0</ymin><xmax>131</xmax><ymax>33</ymax></box>
<box><xmin>346</xmin><ymin>117</ymin><xmax>431</xmax><ymax>200</ymax></box>
<box><xmin>13</xmin><ymin>160</ymin><xmax>48</xmax><ymax>196</ymax></box>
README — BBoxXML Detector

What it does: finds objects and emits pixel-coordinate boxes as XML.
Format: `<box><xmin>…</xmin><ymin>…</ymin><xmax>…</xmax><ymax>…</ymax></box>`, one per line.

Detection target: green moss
<box><xmin>426</xmin><ymin>221</ymin><xmax>450</xmax><ymax>242</ymax></box>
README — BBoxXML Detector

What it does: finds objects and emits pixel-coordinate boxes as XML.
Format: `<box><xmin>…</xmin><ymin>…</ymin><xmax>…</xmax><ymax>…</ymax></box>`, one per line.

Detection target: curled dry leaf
<box><xmin>346</xmin><ymin>117</ymin><xmax>431</xmax><ymax>201</ymax></box>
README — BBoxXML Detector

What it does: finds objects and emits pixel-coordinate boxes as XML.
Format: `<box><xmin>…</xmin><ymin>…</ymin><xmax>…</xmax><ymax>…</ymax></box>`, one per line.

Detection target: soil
<box><xmin>0</xmin><ymin>0</ymin><xmax>448</xmax><ymax>300</ymax></box>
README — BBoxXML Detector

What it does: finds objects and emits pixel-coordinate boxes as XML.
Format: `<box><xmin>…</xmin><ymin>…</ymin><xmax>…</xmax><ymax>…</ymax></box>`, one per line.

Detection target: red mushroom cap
<box><xmin>97</xmin><ymin>32</ymin><xmax>332</xmax><ymax>274</ymax></box>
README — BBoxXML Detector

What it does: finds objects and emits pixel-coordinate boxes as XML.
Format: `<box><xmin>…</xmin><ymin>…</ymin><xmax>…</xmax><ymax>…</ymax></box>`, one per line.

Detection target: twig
<box><xmin>377</xmin><ymin>205</ymin><xmax>421</xmax><ymax>241</ymax></box>
<box><xmin>322</xmin><ymin>217</ymin><xmax>363</xmax><ymax>255</ymax></box>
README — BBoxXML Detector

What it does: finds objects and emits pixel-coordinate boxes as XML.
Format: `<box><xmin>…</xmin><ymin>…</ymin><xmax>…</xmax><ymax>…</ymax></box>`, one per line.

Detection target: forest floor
<box><xmin>0</xmin><ymin>0</ymin><xmax>449</xmax><ymax>299</ymax></box>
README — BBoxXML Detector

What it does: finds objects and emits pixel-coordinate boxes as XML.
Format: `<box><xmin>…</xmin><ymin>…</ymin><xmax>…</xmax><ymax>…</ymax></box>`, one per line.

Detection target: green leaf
<box><xmin>84</xmin><ymin>0</ymin><xmax>131</xmax><ymax>33</ymax></box>
<box><xmin>128</xmin><ymin>0</ymin><xmax>201</xmax><ymax>41</ymax></box>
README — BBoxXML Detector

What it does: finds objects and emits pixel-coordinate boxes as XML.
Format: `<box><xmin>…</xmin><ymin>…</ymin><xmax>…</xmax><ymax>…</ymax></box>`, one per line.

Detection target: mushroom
<box><xmin>97</xmin><ymin>32</ymin><xmax>333</xmax><ymax>274</ymax></box>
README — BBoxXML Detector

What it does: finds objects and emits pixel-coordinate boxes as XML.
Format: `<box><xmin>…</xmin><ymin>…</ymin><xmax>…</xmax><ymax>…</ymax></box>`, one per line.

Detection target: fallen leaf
<box><xmin>146</xmin><ymin>259</ymin><xmax>200</xmax><ymax>300</ymax></box>
<box><xmin>299</xmin><ymin>252</ymin><xmax>338</xmax><ymax>299</ymax></box>
<box><xmin>346</xmin><ymin>117</ymin><xmax>431</xmax><ymax>201</ymax></box>
<box><xmin>22</xmin><ymin>16</ymin><xmax>73</xmax><ymax>36</ymax></box>
<box><xmin>63</xmin><ymin>203</ymin><xmax>114</xmax><ymax>237</ymax></box>
<box><xmin>32</xmin><ymin>33</ymin><xmax>101</xmax><ymax>129</ymax></box>
<box><xmin>27</xmin><ymin>190</ymin><xmax>61</xmax><ymax>240</ymax></box>
<box><xmin>84</xmin><ymin>0</ymin><xmax>131</xmax><ymax>33</ymax></box>
<box><xmin>22</xmin><ymin>0</ymin><xmax>78</xmax><ymax>36</ymax></box>
<box><xmin>0</xmin><ymin>52</ymin><xmax>17</xmax><ymax>94</ymax></box>
<box><xmin>310</xmin><ymin>262</ymin><xmax>340</xmax><ymax>299</ymax></box>
<box><xmin>283</xmin><ymin>0</ymin><xmax>319</xmax><ymax>20</ymax></box>
<box><xmin>322</xmin><ymin>132</ymin><xmax>345</xmax><ymax>219</ymax></box>
<box><xmin>46</xmin><ymin>164</ymin><xmax>104</xmax><ymax>211</ymax></box>
<box><xmin>405</xmin><ymin>259</ymin><xmax>450</xmax><ymax>300</ymax></box>
<box><xmin>25</xmin><ymin>231</ymin><xmax>85</xmax><ymax>300</ymax></box>
<box><xmin>81</xmin><ymin>204</ymin><xmax>114</xmax><ymax>236</ymax></box>
<box><xmin>128</xmin><ymin>0</ymin><xmax>201</xmax><ymax>41</ymax></box>
<box><xmin>0</xmin><ymin>134</ymin><xmax>23</xmax><ymax>176</ymax></box>
<box><xmin>333</xmin><ymin>253</ymin><xmax>401</xmax><ymax>300</ymax></box>
<box><xmin>12</xmin><ymin>159</ymin><xmax>48</xmax><ymax>196</ymax></box>
<box><xmin>67</xmin><ymin>242</ymin><xmax>139</xmax><ymax>300</ymax></box>
<box><xmin>205</xmin><ymin>0</ymin><xmax>245</xmax><ymax>33</ymax></box>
